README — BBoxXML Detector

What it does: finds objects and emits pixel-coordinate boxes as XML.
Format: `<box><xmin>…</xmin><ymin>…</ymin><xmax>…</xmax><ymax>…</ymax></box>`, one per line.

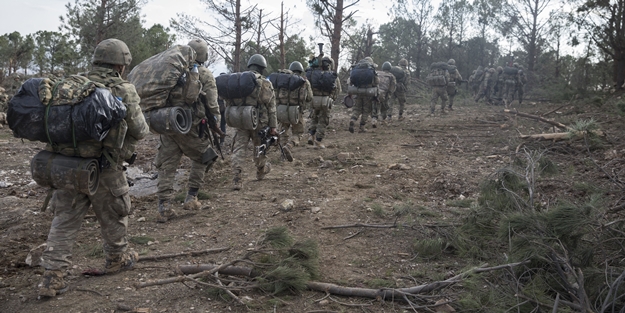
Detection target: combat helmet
<box><xmin>247</xmin><ymin>54</ymin><xmax>267</xmax><ymax>69</ymax></box>
<box><xmin>289</xmin><ymin>61</ymin><xmax>304</xmax><ymax>73</ymax></box>
<box><xmin>497</xmin><ymin>66</ymin><xmax>503</xmax><ymax>73</ymax></box>
<box><xmin>321</xmin><ymin>56</ymin><xmax>334</xmax><ymax>70</ymax></box>
<box><xmin>448</xmin><ymin>59</ymin><xmax>455</xmax><ymax>65</ymax></box>
<box><xmin>382</xmin><ymin>61</ymin><xmax>392</xmax><ymax>71</ymax></box>
<box><xmin>513</xmin><ymin>62</ymin><xmax>519</xmax><ymax>68</ymax></box>
<box><xmin>92</xmin><ymin>38</ymin><xmax>132</xmax><ymax>66</ymax></box>
<box><xmin>188</xmin><ymin>39</ymin><xmax>209</xmax><ymax>63</ymax></box>
<box><xmin>398</xmin><ymin>58</ymin><xmax>408</xmax><ymax>67</ymax></box>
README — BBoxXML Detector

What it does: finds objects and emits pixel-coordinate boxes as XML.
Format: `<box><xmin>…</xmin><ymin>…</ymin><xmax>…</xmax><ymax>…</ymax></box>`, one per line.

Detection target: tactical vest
<box><xmin>427</xmin><ymin>62</ymin><xmax>448</xmax><ymax>87</ymax></box>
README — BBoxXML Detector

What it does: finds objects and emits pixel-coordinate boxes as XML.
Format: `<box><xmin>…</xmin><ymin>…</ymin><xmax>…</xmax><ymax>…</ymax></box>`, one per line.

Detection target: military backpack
<box><xmin>349</xmin><ymin>62</ymin><xmax>377</xmax><ymax>88</ymax></box>
<box><xmin>426</xmin><ymin>62</ymin><xmax>448</xmax><ymax>87</ymax></box>
<box><xmin>306</xmin><ymin>68</ymin><xmax>337</xmax><ymax>92</ymax></box>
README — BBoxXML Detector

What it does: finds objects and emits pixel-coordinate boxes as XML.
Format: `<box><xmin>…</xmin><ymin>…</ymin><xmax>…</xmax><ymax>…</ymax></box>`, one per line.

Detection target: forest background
<box><xmin>0</xmin><ymin>0</ymin><xmax>623</xmax><ymax>101</ymax></box>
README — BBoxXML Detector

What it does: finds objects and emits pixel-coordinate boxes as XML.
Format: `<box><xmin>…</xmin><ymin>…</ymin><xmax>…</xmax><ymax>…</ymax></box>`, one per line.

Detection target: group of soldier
<box><xmin>469</xmin><ymin>62</ymin><xmax>527</xmax><ymax>106</ymax></box>
<box><xmin>19</xmin><ymin>35</ymin><xmax>529</xmax><ymax>298</ymax></box>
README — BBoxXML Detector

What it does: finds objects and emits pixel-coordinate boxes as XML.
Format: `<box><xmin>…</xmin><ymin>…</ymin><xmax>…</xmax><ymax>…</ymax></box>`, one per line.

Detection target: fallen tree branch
<box><xmin>518</xmin><ymin>130</ymin><xmax>606</xmax><ymax>142</ymax></box>
<box><xmin>175</xmin><ymin>261</ymin><xmax>529</xmax><ymax>302</ymax></box>
<box><xmin>503</xmin><ymin>109</ymin><xmax>571</xmax><ymax>130</ymax></box>
<box><xmin>138</xmin><ymin>247</ymin><xmax>230</xmax><ymax>262</ymax></box>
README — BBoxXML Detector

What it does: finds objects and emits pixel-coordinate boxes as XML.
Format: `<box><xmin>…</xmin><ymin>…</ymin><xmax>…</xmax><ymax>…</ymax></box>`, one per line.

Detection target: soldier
<box><xmin>376</xmin><ymin>62</ymin><xmax>397</xmax><ymax>125</ymax></box>
<box><xmin>155</xmin><ymin>39</ymin><xmax>220</xmax><ymax>222</ymax></box>
<box><xmin>0</xmin><ymin>87</ymin><xmax>8</xmax><ymax>113</ymax></box>
<box><xmin>426</xmin><ymin>61</ymin><xmax>450</xmax><ymax>114</ymax></box>
<box><xmin>218</xmin><ymin>72</ymin><xmax>227</xmax><ymax>146</ymax></box>
<box><xmin>38</xmin><ymin>38</ymin><xmax>150</xmax><ymax>298</ymax></box>
<box><xmin>348</xmin><ymin>56</ymin><xmax>379</xmax><ymax>133</ymax></box>
<box><xmin>307</xmin><ymin>56</ymin><xmax>341</xmax><ymax>148</ymax></box>
<box><xmin>502</xmin><ymin>63</ymin><xmax>520</xmax><ymax>107</ymax></box>
<box><xmin>516</xmin><ymin>65</ymin><xmax>527</xmax><ymax>104</ymax></box>
<box><xmin>231</xmin><ymin>54</ymin><xmax>277</xmax><ymax>190</ymax></box>
<box><xmin>492</xmin><ymin>66</ymin><xmax>504</xmax><ymax>104</ymax></box>
<box><xmin>474</xmin><ymin>68</ymin><xmax>496</xmax><ymax>104</ymax></box>
<box><xmin>446</xmin><ymin>59</ymin><xmax>463</xmax><ymax>111</ymax></box>
<box><xmin>390</xmin><ymin>58</ymin><xmax>410</xmax><ymax>120</ymax></box>
<box><xmin>279</xmin><ymin>61</ymin><xmax>313</xmax><ymax>155</ymax></box>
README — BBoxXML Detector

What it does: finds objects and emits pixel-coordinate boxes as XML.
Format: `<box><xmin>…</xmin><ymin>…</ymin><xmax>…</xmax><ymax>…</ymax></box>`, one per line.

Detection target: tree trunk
<box><xmin>614</xmin><ymin>51</ymin><xmax>625</xmax><ymax>88</ymax></box>
<box><xmin>279</xmin><ymin>2</ymin><xmax>285</xmax><ymax>70</ymax></box>
<box><xmin>256</xmin><ymin>9</ymin><xmax>262</xmax><ymax>54</ymax></box>
<box><xmin>331</xmin><ymin>0</ymin><xmax>343</xmax><ymax>69</ymax></box>
<box><xmin>234</xmin><ymin>0</ymin><xmax>242</xmax><ymax>72</ymax></box>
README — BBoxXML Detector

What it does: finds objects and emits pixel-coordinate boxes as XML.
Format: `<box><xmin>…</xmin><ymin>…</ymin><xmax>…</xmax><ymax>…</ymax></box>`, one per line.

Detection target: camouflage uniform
<box><xmin>308</xmin><ymin>59</ymin><xmax>341</xmax><ymax>146</ymax></box>
<box><xmin>278</xmin><ymin>69</ymin><xmax>313</xmax><ymax>146</ymax></box>
<box><xmin>153</xmin><ymin>39</ymin><xmax>220</xmax><ymax>220</ymax></box>
<box><xmin>474</xmin><ymin>68</ymin><xmax>495</xmax><ymax>103</ymax></box>
<box><xmin>515</xmin><ymin>67</ymin><xmax>527</xmax><ymax>104</ymax></box>
<box><xmin>349</xmin><ymin>57</ymin><xmax>379</xmax><ymax>132</ymax></box>
<box><xmin>492</xmin><ymin>67</ymin><xmax>504</xmax><ymax>103</ymax></box>
<box><xmin>502</xmin><ymin>64</ymin><xmax>520</xmax><ymax>106</ymax></box>
<box><xmin>427</xmin><ymin>63</ymin><xmax>450</xmax><ymax>114</ymax></box>
<box><xmin>40</xmin><ymin>61</ymin><xmax>149</xmax><ymax>283</ymax></box>
<box><xmin>390</xmin><ymin>58</ymin><xmax>410</xmax><ymax>119</ymax></box>
<box><xmin>155</xmin><ymin>64</ymin><xmax>219</xmax><ymax>205</ymax></box>
<box><xmin>446</xmin><ymin>59</ymin><xmax>463</xmax><ymax>110</ymax></box>
<box><xmin>230</xmin><ymin>61</ymin><xmax>277</xmax><ymax>190</ymax></box>
<box><xmin>375</xmin><ymin>69</ymin><xmax>397</xmax><ymax>121</ymax></box>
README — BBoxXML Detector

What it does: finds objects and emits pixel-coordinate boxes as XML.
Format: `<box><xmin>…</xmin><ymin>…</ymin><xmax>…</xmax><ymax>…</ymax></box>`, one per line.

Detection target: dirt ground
<box><xmin>0</xmin><ymin>93</ymin><xmax>624</xmax><ymax>313</ymax></box>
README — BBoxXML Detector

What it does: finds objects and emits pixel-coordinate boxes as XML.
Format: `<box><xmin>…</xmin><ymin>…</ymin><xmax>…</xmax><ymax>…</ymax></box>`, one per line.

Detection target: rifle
<box><xmin>199</xmin><ymin>92</ymin><xmax>225</xmax><ymax>160</ymax></box>
<box><xmin>255</xmin><ymin>126</ymin><xmax>287</xmax><ymax>159</ymax></box>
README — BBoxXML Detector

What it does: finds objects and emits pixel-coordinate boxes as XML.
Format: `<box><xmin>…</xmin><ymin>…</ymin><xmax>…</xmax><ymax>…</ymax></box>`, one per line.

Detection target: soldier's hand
<box><xmin>270</xmin><ymin>127</ymin><xmax>278</xmax><ymax>136</ymax></box>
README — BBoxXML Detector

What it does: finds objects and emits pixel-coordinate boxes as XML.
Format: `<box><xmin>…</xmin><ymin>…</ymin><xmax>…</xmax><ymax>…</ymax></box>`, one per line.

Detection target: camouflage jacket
<box><xmin>448</xmin><ymin>67</ymin><xmax>463</xmax><ymax>83</ymax></box>
<box><xmin>48</xmin><ymin>67</ymin><xmax>150</xmax><ymax>165</ymax></box>
<box><xmin>378</xmin><ymin>71</ymin><xmax>397</xmax><ymax>96</ymax></box>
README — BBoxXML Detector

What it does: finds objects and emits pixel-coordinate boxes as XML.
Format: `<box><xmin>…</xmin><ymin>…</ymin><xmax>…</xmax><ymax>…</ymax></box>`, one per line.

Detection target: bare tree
<box><xmin>171</xmin><ymin>0</ymin><xmax>257</xmax><ymax>72</ymax></box>
<box><xmin>392</xmin><ymin>0</ymin><xmax>434</xmax><ymax>77</ymax></box>
<box><xmin>500</xmin><ymin>0</ymin><xmax>556</xmax><ymax>72</ymax></box>
<box><xmin>307</xmin><ymin>0</ymin><xmax>361</xmax><ymax>68</ymax></box>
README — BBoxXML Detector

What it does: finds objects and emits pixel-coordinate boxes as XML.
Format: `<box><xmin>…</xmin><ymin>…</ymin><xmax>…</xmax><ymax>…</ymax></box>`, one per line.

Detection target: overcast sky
<box><xmin>1</xmin><ymin>0</ymin><xmax>392</xmax><ymax>43</ymax></box>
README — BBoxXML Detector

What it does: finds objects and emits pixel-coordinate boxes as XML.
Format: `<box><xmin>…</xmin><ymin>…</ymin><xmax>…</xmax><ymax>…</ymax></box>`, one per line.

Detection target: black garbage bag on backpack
<box><xmin>306</xmin><ymin>68</ymin><xmax>337</xmax><ymax>92</ymax></box>
<box><xmin>267</xmin><ymin>72</ymin><xmax>306</xmax><ymax>91</ymax></box>
<box><xmin>8</xmin><ymin>78</ymin><xmax>127</xmax><ymax>144</ymax></box>
<box><xmin>349</xmin><ymin>63</ymin><xmax>376</xmax><ymax>87</ymax></box>
<box><xmin>215</xmin><ymin>71</ymin><xmax>258</xmax><ymax>99</ymax></box>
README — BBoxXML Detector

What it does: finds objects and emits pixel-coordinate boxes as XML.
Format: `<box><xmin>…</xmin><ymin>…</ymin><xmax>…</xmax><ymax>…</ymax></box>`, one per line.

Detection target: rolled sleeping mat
<box><xmin>31</xmin><ymin>150</ymin><xmax>100</xmax><ymax>196</ymax></box>
<box><xmin>225</xmin><ymin>105</ymin><xmax>258</xmax><ymax>130</ymax></box>
<box><xmin>276</xmin><ymin>104</ymin><xmax>300</xmax><ymax>125</ymax></box>
<box><xmin>144</xmin><ymin>107</ymin><xmax>193</xmax><ymax>135</ymax></box>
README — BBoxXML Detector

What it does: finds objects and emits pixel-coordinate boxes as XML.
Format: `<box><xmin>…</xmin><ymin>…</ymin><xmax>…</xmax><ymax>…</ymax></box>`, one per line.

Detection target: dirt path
<box><xmin>0</xmin><ymin>97</ymin><xmax>622</xmax><ymax>312</ymax></box>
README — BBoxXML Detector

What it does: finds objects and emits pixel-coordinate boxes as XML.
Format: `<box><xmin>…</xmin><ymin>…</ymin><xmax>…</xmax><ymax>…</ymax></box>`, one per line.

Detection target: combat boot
<box><xmin>348</xmin><ymin>120</ymin><xmax>355</xmax><ymax>133</ymax></box>
<box><xmin>307</xmin><ymin>134</ymin><xmax>314</xmax><ymax>145</ymax></box>
<box><xmin>358</xmin><ymin>124</ymin><xmax>367</xmax><ymax>133</ymax></box>
<box><xmin>282</xmin><ymin>143</ymin><xmax>294</xmax><ymax>162</ymax></box>
<box><xmin>156</xmin><ymin>199</ymin><xmax>177</xmax><ymax>223</ymax></box>
<box><xmin>38</xmin><ymin>269</ymin><xmax>67</xmax><ymax>298</ymax></box>
<box><xmin>448</xmin><ymin>105</ymin><xmax>454</xmax><ymax>111</ymax></box>
<box><xmin>256</xmin><ymin>163</ymin><xmax>272</xmax><ymax>180</ymax></box>
<box><xmin>105</xmin><ymin>250</ymin><xmax>139</xmax><ymax>274</ymax></box>
<box><xmin>233</xmin><ymin>172</ymin><xmax>242</xmax><ymax>191</ymax></box>
<box><xmin>398</xmin><ymin>114</ymin><xmax>404</xmax><ymax>121</ymax></box>
<box><xmin>292</xmin><ymin>135</ymin><xmax>301</xmax><ymax>147</ymax></box>
<box><xmin>183</xmin><ymin>191</ymin><xmax>201</xmax><ymax>210</ymax></box>
<box><xmin>313</xmin><ymin>138</ymin><xmax>326</xmax><ymax>149</ymax></box>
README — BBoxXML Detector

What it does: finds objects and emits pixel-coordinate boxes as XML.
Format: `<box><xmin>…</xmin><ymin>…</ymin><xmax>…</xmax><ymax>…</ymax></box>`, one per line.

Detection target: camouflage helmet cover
<box><xmin>488</xmin><ymin>68</ymin><xmax>496</xmax><ymax>73</ymax></box>
<box><xmin>513</xmin><ymin>63</ymin><xmax>519</xmax><ymax>68</ymax></box>
<box><xmin>188</xmin><ymin>39</ymin><xmax>209</xmax><ymax>63</ymax></box>
<box><xmin>381</xmin><ymin>61</ymin><xmax>392</xmax><ymax>71</ymax></box>
<box><xmin>92</xmin><ymin>38</ymin><xmax>132</xmax><ymax>66</ymax></box>
<box><xmin>247</xmin><ymin>54</ymin><xmax>267</xmax><ymax>68</ymax></box>
<box><xmin>448</xmin><ymin>59</ymin><xmax>455</xmax><ymax>65</ymax></box>
<box><xmin>398</xmin><ymin>58</ymin><xmax>408</xmax><ymax>67</ymax></box>
<box><xmin>497</xmin><ymin>66</ymin><xmax>503</xmax><ymax>72</ymax></box>
<box><xmin>289</xmin><ymin>61</ymin><xmax>304</xmax><ymax>73</ymax></box>
<box><xmin>321</xmin><ymin>56</ymin><xmax>334</xmax><ymax>70</ymax></box>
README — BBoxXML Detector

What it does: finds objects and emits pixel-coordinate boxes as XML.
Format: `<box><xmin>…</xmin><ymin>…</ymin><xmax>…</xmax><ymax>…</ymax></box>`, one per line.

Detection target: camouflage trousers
<box><xmin>503</xmin><ymin>82</ymin><xmax>516</xmax><ymax>105</ymax></box>
<box><xmin>308</xmin><ymin>105</ymin><xmax>331</xmax><ymax>140</ymax></box>
<box><xmin>430</xmin><ymin>86</ymin><xmax>448</xmax><ymax>112</ymax></box>
<box><xmin>351</xmin><ymin>95</ymin><xmax>374</xmax><ymax>125</ymax></box>
<box><xmin>474</xmin><ymin>84</ymin><xmax>492</xmax><ymax>103</ymax></box>
<box><xmin>231</xmin><ymin>128</ymin><xmax>267</xmax><ymax>176</ymax></box>
<box><xmin>516</xmin><ymin>84</ymin><xmax>524</xmax><ymax>104</ymax></box>
<box><xmin>280</xmin><ymin>110</ymin><xmax>305</xmax><ymax>145</ymax></box>
<box><xmin>446</xmin><ymin>85</ymin><xmax>458</xmax><ymax>108</ymax></box>
<box><xmin>155</xmin><ymin>127</ymin><xmax>210</xmax><ymax>200</ymax></box>
<box><xmin>41</xmin><ymin>169</ymin><xmax>130</xmax><ymax>270</ymax></box>
<box><xmin>389</xmin><ymin>89</ymin><xmax>407</xmax><ymax>116</ymax></box>
<box><xmin>373</xmin><ymin>94</ymin><xmax>390</xmax><ymax>119</ymax></box>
